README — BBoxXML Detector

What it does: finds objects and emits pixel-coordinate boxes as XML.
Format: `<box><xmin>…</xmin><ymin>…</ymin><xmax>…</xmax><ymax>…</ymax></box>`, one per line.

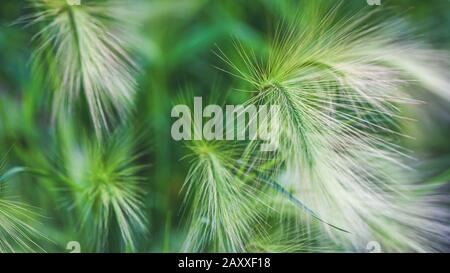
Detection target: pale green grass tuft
<box><xmin>25</xmin><ymin>0</ymin><xmax>138</xmax><ymax>138</ymax></box>
<box><xmin>0</xmin><ymin>157</ymin><xmax>48</xmax><ymax>253</ymax></box>
<box><xmin>0</xmin><ymin>199</ymin><xmax>46</xmax><ymax>253</ymax></box>
<box><xmin>219</xmin><ymin>5</ymin><xmax>450</xmax><ymax>252</ymax></box>
<box><xmin>182</xmin><ymin>140</ymin><xmax>264</xmax><ymax>252</ymax></box>
<box><xmin>51</xmin><ymin>127</ymin><xmax>148</xmax><ymax>251</ymax></box>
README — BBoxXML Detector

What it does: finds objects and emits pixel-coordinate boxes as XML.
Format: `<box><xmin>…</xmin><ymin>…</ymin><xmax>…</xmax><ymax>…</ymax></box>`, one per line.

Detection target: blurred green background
<box><xmin>0</xmin><ymin>0</ymin><xmax>449</xmax><ymax>252</ymax></box>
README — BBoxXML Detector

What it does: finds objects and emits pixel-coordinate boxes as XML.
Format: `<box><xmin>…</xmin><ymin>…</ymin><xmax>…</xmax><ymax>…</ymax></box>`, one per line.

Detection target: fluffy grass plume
<box><xmin>181</xmin><ymin>140</ymin><xmax>264</xmax><ymax>252</ymax></box>
<box><xmin>25</xmin><ymin>0</ymin><xmax>138</xmax><ymax>138</ymax></box>
<box><xmin>219</xmin><ymin>2</ymin><xmax>450</xmax><ymax>252</ymax></box>
<box><xmin>0</xmin><ymin>157</ymin><xmax>47</xmax><ymax>253</ymax></box>
<box><xmin>50</xmin><ymin>126</ymin><xmax>148</xmax><ymax>251</ymax></box>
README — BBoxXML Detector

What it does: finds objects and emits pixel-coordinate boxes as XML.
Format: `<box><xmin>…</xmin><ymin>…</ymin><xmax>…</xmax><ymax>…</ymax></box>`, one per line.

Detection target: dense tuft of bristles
<box><xmin>218</xmin><ymin>5</ymin><xmax>450</xmax><ymax>252</ymax></box>
<box><xmin>50</xmin><ymin>127</ymin><xmax>148</xmax><ymax>251</ymax></box>
<box><xmin>0</xmin><ymin>157</ymin><xmax>47</xmax><ymax>253</ymax></box>
<box><xmin>25</xmin><ymin>0</ymin><xmax>138</xmax><ymax>138</ymax></box>
<box><xmin>182</xmin><ymin>140</ymin><xmax>264</xmax><ymax>252</ymax></box>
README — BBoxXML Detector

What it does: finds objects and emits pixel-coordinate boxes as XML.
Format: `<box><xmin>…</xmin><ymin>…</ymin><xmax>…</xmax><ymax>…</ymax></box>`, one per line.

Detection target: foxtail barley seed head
<box><xmin>50</xmin><ymin>127</ymin><xmax>148</xmax><ymax>251</ymax></box>
<box><xmin>25</xmin><ymin>0</ymin><xmax>138</xmax><ymax>138</ymax></box>
<box><xmin>219</xmin><ymin>5</ymin><xmax>450</xmax><ymax>251</ymax></box>
<box><xmin>181</xmin><ymin>140</ymin><xmax>264</xmax><ymax>252</ymax></box>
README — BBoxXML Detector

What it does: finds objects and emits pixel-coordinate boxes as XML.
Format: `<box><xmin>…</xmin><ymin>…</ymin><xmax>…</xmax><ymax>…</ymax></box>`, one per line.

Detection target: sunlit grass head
<box><xmin>218</xmin><ymin>3</ymin><xmax>450</xmax><ymax>252</ymax></box>
<box><xmin>25</xmin><ymin>0</ymin><xmax>138</xmax><ymax>138</ymax></box>
<box><xmin>181</xmin><ymin>139</ymin><xmax>264</xmax><ymax>252</ymax></box>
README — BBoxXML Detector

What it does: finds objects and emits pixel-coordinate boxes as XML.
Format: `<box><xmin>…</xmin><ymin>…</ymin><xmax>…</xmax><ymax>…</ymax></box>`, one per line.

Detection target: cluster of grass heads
<box><xmin>180</xmin><ymin>2</ymin><xmax>450</xmax><ymax>252</ymax></box>
<box><xmin>0</xmin><ymin>0</ymin><xmax>449</xmax><ymax>252</ymax></box>
<box><xmin>213</xmin><ymin>3</ymin><xmax>450</xmax><ymax>251</ymax></box>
